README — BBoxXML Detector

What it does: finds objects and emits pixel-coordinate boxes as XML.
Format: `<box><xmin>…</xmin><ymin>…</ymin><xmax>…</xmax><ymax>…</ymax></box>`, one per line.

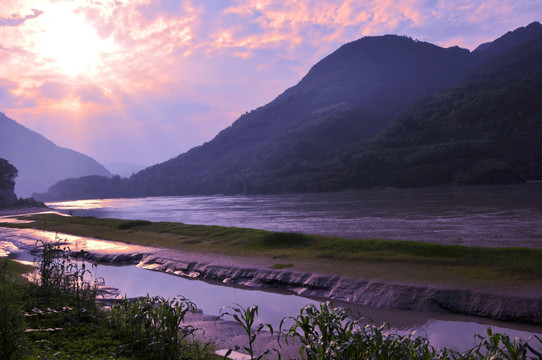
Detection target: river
<box><xmin>3</xmin><ymin>184</ymin><xmax>542</xmax><ymax>352</ymax></box>
<box><xmin>48</xmin><ymin>183</ymin><xmax>542</xmax><ymax>248</ymax></box>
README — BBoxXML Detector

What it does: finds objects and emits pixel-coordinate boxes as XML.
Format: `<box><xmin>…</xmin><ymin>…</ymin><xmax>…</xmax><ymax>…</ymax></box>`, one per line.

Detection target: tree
<box><xmin>0</xmin><ymin>159</ymin><xmax>17</xmax><ymax>188</ymax></box>
<box><xmin>0</xmin><ymin>158</ymin><xmax>18</xmax><ymax>204</ymax></box>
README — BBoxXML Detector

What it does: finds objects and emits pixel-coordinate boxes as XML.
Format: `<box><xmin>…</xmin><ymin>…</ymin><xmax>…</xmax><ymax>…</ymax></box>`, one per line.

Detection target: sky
<box><xmin>0</xmin><ymin>0</ymin><xmax>540</xmax><ymax>168</ymax></box>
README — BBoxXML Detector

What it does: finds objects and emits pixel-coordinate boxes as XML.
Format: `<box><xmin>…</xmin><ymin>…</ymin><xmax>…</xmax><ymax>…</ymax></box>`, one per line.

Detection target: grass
<box><xmin>0</xmin><ymin>258</ymin><xmax>34</xmax><ymax>284</ymax></box>
<box><xmin>271</xmin><ymin>263</ymin><xmax>294</xmax><ymax>269</ymax></box>
<box><xmin>2</xmin><ymin>213</ymin><xmax>542</xmax><ymax>290</ymax></box>
<box><xmin>2</xmin><ymin>230</ymin><xmax>542</xmax><ymax>359</ymax></box>
<box><xmin>0</xmin><ymin>244</ymin><xmax>216</xmax><ymax>360</ymax></box>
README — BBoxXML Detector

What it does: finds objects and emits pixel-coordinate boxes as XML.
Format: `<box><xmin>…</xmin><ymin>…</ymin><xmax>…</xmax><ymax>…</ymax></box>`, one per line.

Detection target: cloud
<box><xmin>0</xmin><ymin>8</ymin><xmax>43</xmax><ymax>27</ymax></box>
<box><xmin>1</xmin><ymin>0</ymin><xmax>541</xmax><ymax>165</ymax></box>
<box><xmin>0</xmin><ymin>78</ymin><xmax>37</xmax><ymax>109</ymax></box>
<box><xmin>78</xmin><ymin>85</ymin><xmax>113</xmax><ymax>105</ymax></box>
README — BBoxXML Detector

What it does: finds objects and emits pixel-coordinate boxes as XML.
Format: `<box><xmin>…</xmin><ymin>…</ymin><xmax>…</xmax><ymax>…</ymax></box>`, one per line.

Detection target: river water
<box><xmin>3</xmin><ymin>184</ymin><xmax>542</xmax><ymax>352</ymax></box>
<box><xmin>48</xmin><ymin>183</ymin><xmax>542</xmax><ymax>248</ymax></box>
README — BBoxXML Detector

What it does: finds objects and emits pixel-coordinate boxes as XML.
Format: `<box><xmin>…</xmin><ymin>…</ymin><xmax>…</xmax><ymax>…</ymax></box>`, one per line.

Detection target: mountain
<box><xmin>105</xmin><ymin>162</ymin><xmax>146</xmax><ymax>178</ymax></box>
<box><xmin>316</xmin><ymin>28</ymin><xmax>542</xmax><ymax>189</ymax></box>
<box><xmin>0</xmin><ymin>113</ymin><xmax>112</xmax><ymax>197</ymax></box>
<box><xmin>125</xmin><ymin>35</ymin><xmax>479</xmax><ymax>196</ymax></box>
<box><xmin>473</xmin><ymin>21</ymin><xmax>542</xmax><ymax>59</ymax></box>
<box><xmin>34</xmin><ymin>22</ymin><xmax>542</xmax><ymax>201</ymax></box>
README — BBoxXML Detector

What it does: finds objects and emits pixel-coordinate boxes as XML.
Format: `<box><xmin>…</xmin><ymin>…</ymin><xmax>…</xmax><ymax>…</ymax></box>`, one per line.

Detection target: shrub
<box><xmin>0</xmin><ymin>259</ymin><xmax>25</xmax><ymax>359</ymax></box>
<box><xmin>109</xmin><ymin>295</ymin><xmax>206</xmax><ymax>360</ymax></box>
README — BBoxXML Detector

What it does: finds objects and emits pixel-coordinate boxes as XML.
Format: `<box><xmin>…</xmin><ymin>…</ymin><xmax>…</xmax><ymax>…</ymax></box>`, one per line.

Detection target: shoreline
<box><xmin>134</xmin><ymin>250</ymin><xmax>542</xmax><ymax>324</ymax></box>
<box><xmin>0</xmin><ymin>206</ymin><xmax>51</xmax><ymax>217</ymax></box>
<box><xmin>1</xmin><ymin>210</ymin><xmax>541</xmax><ymax>325</ymax></box>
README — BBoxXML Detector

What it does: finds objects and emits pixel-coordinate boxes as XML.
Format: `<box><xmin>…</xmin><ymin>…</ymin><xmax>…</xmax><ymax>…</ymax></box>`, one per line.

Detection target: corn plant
<box><xmin>279</xmin><ymin>301</ymin><xmax>359</xmax><ymax>359</ymax></box>
<box><xmin>436</xmin><ymin>328</ymin><xmax>542</xmax><ymax>360</ymax></box>
<box><xmin>280</xmin><ymin>301</ymin><xmax>440</xmax><ymax>360</ymax></box>
<box><xmin>345</xmin><ymin>322</ymin><xmax>437</xmax><ymax>360</ymax></box>
<box><xmin>219</xmin><ymin>304</ymin><xmax>274</xmax><ymax>360</ymax></box>
<box><xmin>109</xmin><ymin>294</ymin><xmax>205</xmax><ymax>360</ymax></box>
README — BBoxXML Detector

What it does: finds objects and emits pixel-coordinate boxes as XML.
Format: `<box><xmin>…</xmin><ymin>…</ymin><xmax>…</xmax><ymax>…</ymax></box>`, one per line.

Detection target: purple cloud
<box><xmin>1</xmin><ymin>0</ymin><xmax>541</xmax><ymax>166</ymax></box>
<box><xmin>0</xmin><ymin>8</ymin><xmax>43</xmax><ymax>27</ymax></box>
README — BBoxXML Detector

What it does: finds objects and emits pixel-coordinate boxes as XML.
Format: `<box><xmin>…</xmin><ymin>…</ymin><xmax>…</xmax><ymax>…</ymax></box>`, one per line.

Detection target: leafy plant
<box><xmin>109</xmin><ymin>295</ymin><xmax>206</xmax><ymax>360</ymax></box>
<box><xmin>280</xmin><ymin>301</ymin><xmax>359</xmax><ymax>359</ymax></box>
<box><xmin>438</xmin><ymin>328</ymin><xmax>542</xmax><ymax>360</ymax></box>
<box><xmin>219</xmin><ymin>304</ymin><xmax>274</xmax><ymax>360</ymax></box>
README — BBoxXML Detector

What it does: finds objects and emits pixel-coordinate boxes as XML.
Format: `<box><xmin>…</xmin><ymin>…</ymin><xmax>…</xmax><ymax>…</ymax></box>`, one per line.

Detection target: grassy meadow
<box><xmin>2</xmin><ymin>213</ymin><xmax>542</xmax><ymax>290</ymax></box>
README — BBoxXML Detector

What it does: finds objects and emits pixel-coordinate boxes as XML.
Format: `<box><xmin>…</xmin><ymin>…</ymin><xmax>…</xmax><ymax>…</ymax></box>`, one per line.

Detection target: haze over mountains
<box><xmin>0</xmin><ymin>113</ymin><xmax>111</xmax><ymax>198</ymax></box>
<box><xmin>33</xmin><ymin>22</ymin><xmax>542</xmax><ymax>201</ymax></box>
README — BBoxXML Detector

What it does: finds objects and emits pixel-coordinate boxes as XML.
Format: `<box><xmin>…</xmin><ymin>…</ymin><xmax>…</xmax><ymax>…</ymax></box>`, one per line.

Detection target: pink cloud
<box><xmin>0</xmin><ymin>8</ymin><xmax>43</xmax><ymax>26</ymax></box>
<box><xmin>1</xmin><ymin>0</ymin><xmax>541</xmax><ymax>166</ymax></box>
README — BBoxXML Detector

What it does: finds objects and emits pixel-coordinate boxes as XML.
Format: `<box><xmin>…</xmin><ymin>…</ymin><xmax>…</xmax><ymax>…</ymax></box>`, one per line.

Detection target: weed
<box><xmin>33</xmin><ymin>236</ymin><xmax>100</xmax><ymax>311</ymax></box>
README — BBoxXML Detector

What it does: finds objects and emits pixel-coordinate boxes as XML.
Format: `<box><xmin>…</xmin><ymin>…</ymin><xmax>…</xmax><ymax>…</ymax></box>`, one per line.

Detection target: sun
<box><xmin>35</xmin><ymin>3</ymin><xmax>117</xmax><ymax>77</ymax></box>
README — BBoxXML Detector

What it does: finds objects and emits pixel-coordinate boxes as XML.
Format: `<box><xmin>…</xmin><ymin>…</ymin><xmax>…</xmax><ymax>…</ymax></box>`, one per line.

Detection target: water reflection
<box><xmin>97</xmin><ymin>264</ymin><xmax>319</xmax><ymax>327</ymax></box>
<box><xmin>49</xmin><ymin>183</ymin><xmax>542</xmax><ymax>248</ymax></box>
<box><xmin>1</xmin><ymin>225</ymin><xmax>541</xmax><ymax>352</ymax></box>
<box><xmin>96</xmin><ymin>264</ymin><xmax>542</xmax><ymax>352</ymax></box>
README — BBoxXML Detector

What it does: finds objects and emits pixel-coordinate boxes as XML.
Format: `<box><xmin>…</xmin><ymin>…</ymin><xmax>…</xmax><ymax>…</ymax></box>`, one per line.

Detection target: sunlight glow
<box><xmin>35</xmin><ymin>3</ymin><xmax>117</xmax><ymax>77</ymax></box>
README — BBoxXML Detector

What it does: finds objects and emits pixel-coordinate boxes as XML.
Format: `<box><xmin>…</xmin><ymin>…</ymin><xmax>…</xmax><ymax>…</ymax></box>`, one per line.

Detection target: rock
<box><xmin>137</xmin><ymin>254</ymin><xmax>542</xmax><ymax>324</ymax></box>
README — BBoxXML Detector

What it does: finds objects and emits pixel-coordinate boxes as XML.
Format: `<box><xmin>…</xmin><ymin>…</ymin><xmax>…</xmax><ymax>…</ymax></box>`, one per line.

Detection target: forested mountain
<box><xmin>0</xmin><ymin>113</ymin><xmax>111</xmax><ymax>197</ymax></box>
<box><xmin>318</xmin><ymin>32</ymin><xmax>542</xmax><ymax>189</ymax></box>
<box><xmin>34</xmin><ymin>22</ymin><xmax>542</xmax><ymax>201</ymax></box>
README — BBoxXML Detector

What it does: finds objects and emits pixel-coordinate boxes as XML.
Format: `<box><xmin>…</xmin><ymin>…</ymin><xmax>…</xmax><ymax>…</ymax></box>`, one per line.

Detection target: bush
<box><xmin>0</xmin><ymin>259</ymin><xmax>25</xmax><ymax>360</ymax></box>
<box><xmin>109</xmin><ymin>295</ymin><xmax>207</xmax><ymax>360</ymax></box>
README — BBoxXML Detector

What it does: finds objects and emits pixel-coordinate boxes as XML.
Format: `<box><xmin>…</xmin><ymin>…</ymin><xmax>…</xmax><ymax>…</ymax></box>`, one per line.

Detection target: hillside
<box><xmin>0</xmin><ymin>113</ymin><xmax>112</xmax><ymax>197</ymax></box>
<box><xmin>125</xmin><ymin>35</ymin><xmax>479</xmax><ymax>196</ymax></box>
<box><xmin>34</xmin><ymin>22</ymin><xmax>542</xmax><ymax>201</ymax></box>
<box><xmin>317</xmin><ymin>32</ymin><xmax>542</xmax><ymax>189</ymax></box>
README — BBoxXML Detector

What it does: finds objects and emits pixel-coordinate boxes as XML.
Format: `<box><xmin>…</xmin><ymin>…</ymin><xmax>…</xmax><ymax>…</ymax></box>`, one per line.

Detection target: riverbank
<box><xmin>0</xmin><ymin>206</ymin><xmax>50</xmax><ymax>217</ymax></box>
<box><xmin>1</xmin><ymin>212</ymin><xmax>541</xmax><ymax>324</ymax></box>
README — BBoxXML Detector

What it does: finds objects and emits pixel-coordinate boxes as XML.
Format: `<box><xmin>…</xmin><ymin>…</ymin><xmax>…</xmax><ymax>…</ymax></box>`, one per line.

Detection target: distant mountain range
<box><xmin>34</xmin><ymin>22</ymin><xmax>542</xmax><ymax>201</ymax></box>
<box><xmin>105</xmin><ymin>162</ymin><xmax>146</xmax><ymax>178</ymax></box>
<box><xmin>0</xmin><ymin>113</ymin><xmax>111</xmax><ymax>197</ymax></box>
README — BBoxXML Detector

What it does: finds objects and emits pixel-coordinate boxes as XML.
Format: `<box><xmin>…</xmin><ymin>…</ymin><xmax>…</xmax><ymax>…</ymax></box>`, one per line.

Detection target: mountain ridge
<box><xmin>33</xmin><ymin>22</ymin><xmax>542</xmax><ymax>201</ymax></box>
<box><xmin>0</xmin><ymin>112</ymin><xmax>111</xmax><ymax>197</ymax></box>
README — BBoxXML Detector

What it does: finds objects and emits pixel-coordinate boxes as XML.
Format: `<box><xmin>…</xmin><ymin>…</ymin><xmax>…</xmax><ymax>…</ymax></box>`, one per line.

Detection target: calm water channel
<box><xmin>48</xmin><ymin>183</ymin><xmax>542</xmax><ymax>248</ymax></box>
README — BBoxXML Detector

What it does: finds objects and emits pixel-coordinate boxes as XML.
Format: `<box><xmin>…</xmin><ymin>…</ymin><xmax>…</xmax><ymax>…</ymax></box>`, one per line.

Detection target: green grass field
<box><xmin>2</xmin><ymin>213</ymin><xmax>542</xmax><ymax>290</ymax></box>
